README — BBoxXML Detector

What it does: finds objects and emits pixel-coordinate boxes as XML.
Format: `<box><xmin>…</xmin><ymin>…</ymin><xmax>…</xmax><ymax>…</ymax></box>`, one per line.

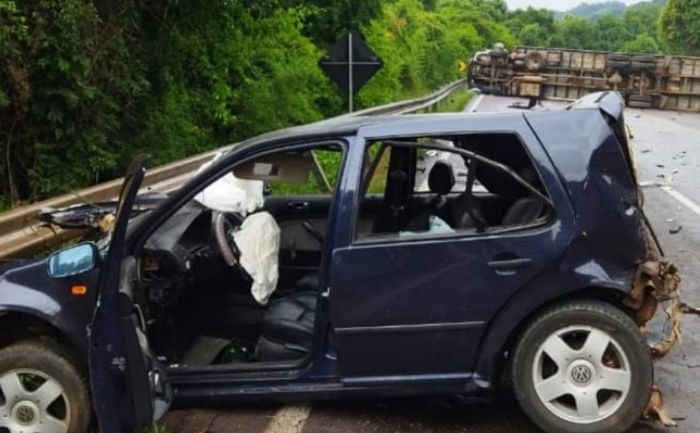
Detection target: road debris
<box><xmin>644</xmin><ymin>386</ymin><xmax>677</xmax><ymax>427</ymax></box>
<box><xmin>681</xmin><ymin>303</ymin><xmax>700</xmax><ymax>316</ymax></box>
<box><xmin>669</xmin><ymin>225</ymin><xmax>683</xmax><ymax>234</ymax></box>
<box><xmin>624</xmin><ymin>260</ymin><xmax>681</xmax><ymax>356</ymax></box>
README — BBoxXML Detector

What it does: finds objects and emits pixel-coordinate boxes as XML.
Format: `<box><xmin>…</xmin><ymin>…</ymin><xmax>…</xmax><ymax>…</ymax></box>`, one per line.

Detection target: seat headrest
<box><xmin>428</xmin><ymin>161</ymin><xmax>455</xmax><ymax>195</ymax></box>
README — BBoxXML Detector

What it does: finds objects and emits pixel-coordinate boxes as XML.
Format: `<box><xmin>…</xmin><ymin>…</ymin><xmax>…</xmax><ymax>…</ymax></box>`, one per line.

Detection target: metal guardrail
<box><xmin>0</xmin><ymin>78</ymin><xmax>468</xmax><ymax>259</ymax></box>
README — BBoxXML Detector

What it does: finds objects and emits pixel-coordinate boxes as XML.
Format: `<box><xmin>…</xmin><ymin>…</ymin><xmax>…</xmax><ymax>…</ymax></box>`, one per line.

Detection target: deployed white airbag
<box><xmin>194</xmin><ymin>152</ymin><xmax>264</xmax><ymax>216</ymax></box>
<box><xmin>232</xmin><ymin>212</ymin><xmax>280</xmax><ymax>305</ymax></box>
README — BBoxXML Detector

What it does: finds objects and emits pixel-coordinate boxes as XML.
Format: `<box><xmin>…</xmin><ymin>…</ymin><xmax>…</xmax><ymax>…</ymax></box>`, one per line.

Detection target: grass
<box><xmin>143</xmin><ymin>424</ymin><xmax>172</xmax><ymax>433</ymax></box>
<box><xmin>435</xmin><ymin>86</ymin><xmax>474</xmax><ymax>113</ymax></box>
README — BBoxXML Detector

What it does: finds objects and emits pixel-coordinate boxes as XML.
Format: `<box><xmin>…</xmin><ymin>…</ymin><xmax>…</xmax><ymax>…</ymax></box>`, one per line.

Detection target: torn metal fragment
<box><xmin>623</xmin><ymin>260</ymin><xmax>682</xmax><ymax>358</ymax></box>
<box><xmin>644</xmin><ymin>386</ymin><xmax>677</xmax><ymax>427</ymax></box>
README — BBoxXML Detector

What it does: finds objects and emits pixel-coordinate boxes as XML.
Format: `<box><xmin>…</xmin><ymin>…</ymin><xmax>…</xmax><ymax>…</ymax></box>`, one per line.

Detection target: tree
<box><xmin>549</xmin><ymin>16</ymin><xmax>595</xmax><ymax>49</ymax></box>
<box><xmin>519</xmin><ymin>23</ymin><xmax>549</xmax><ymax>47</ymax></box>
<box><xmin>620</xmin><ymin>33</ymin><xmax>660</xmax><ymax>54</ymax></box>
<box><xmin>507</xmin><ymin>6</ymin><xmax>556</xmax><ymax>37</ymax></box>
<box><xmin>592</xmin><ymin>15</ymin><xmax>630</xmax><ymax>51</ymax></box>
<box><xmin>659</xmin><ymin>0</ymin><xmax>700</xmax><ymax>55</ymax></box>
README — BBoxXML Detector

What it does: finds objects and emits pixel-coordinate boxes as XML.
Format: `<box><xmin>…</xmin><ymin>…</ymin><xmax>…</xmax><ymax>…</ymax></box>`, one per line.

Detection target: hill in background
<box><xmin>554</xmin><ymin>0</ymin><xmax>666</xmax><ymax>20</ymax></box>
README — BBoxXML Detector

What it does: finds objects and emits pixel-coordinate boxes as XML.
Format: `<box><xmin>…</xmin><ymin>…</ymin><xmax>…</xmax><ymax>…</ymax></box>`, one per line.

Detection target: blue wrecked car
<box><xmin>0</xmin><ymin>92</ymin><xmax>680</xmax><ymax>433</ymax></box>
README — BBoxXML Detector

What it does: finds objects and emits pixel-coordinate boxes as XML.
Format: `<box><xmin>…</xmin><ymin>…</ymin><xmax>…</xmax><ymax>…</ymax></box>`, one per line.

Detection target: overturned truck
<box><xmin>468</xmin><ymin>46</ymin><xmax>700</xmax><ymax>112</ymax></box>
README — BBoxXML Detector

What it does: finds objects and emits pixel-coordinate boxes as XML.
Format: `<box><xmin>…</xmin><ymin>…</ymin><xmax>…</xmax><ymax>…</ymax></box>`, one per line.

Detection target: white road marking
<box><xmin>464</xmin><ymin>94</ymin><xmax>484</xmax><ymax>113</ymax></box>
<box><xmin>263</xmin><ymin>405</ymin><xmax>312</xmax><ymax>433</ymax></box>
<box><xmin>659</xmin><ymin>185</ymin><xmax>700</xmax><ymax>218</ymax></box>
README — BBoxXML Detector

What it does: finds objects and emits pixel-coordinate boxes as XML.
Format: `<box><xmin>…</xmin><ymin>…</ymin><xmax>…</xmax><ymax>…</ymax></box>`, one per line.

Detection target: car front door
<box><xmin>89</xmin><ymin>155</ymin><xmax>172</xmax><ymax>433</ymax></box>
<box><xmin>328</xmin><ymin>119</ymin><xmax>576</xmax><ymax>384</ymax></box>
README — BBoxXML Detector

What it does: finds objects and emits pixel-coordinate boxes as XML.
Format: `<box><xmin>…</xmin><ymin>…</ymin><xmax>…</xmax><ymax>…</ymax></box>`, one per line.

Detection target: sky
<box><xmin>505</xmin><ymin>0</ymin><xmax>646</xmax><ymax>11</ymax></box>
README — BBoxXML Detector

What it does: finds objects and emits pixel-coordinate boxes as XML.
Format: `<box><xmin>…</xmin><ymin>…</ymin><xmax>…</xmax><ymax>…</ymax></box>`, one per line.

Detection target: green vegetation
<box><xmin>553</xmin><ymin>0</ymin><xmax>666</xmax><ymax>21</ymax></box>
<box><xmin>554</xmin><ymin>1</ymin><xmax>629</xmax><ymax>20</ymax></box>
<box><xmin>0</xmin><ymin>0</ymin><xmax>509</xmax><ymax>207</ymax></box>
<box><xmin>436</xmin><ymin>86</ymin><xmax>474</xmax><ymax>112</ymax></box>
<box><xmin>0</xmin><ymin>0</ymin><xmax>697</xmax><ymax>208</ymax></box>
<box><xmin>659</xmin><ymin>0</ymin><xmax>700</xmax><ymax>55</ymax></box>
<box><xmin>143</xmin><ymin>424</ymin><xmax>171</xmax><ymax>433</ymax></box>
<box><xmin>508</xmin><ymin>1</ymin><xmax>666</xmax><ymax>52</ymax></box>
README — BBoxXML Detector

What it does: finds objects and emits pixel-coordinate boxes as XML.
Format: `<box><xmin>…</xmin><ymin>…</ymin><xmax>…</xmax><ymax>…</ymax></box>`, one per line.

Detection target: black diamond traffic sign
<box><xmin>319</xmin><ymin>31</ymin><xmax>383</xmax><ymax>110</ymax></box>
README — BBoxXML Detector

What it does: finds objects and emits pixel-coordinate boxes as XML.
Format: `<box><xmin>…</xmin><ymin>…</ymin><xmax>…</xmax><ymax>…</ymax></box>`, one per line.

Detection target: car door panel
<box><xmin>331</xmin><ymin>232</ymin><xmax>562</xmax><ymax>379</ymax></box>
<box><xmin>90</xmin><ymin>156</ymin><xmax>172</xmax><ymax>433</ymax></box>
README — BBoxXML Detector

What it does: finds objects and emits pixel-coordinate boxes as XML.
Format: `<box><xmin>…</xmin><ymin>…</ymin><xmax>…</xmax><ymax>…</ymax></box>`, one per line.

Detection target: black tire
<box><xmin>512</xmin><ymin>300</ymin><xmax>653</xmax><ymax>433</ymax></box>
<box><xmin>629</xmin><ymin>94</ymin><xmax>652</xmax><ymax>103</ymax></box>
<box><xmin>628</xmin><ymin>100</ymin><xmax>653</xmax><ymax>108</ymax></box>
<box><xmin>606</xmin><ymin>60</ymin><xmax>629</xmax><ymax>70</ymax></box>
<box><xmin>0</xmin><ymin>339</ymin><xmax>91</xmax><ymax>433</ymax></box>
<box><xmin>526</xmin><ymin>51</ymin><xmax>544</xmax><ymax>71</ymax></box>
<box><xmin>607</xmin><ymin>53</ymin><xmax>631</xmax><ymax>62</ymax></box>
<box><xmin>631</xmin><ymin>61</ymin><xmax>655</xmax><ymax>71</ymax></box>
<box><xmin>489</xmin><ymin>49</ymin><xmax>507</xmax><ymax>59</ymax></box>
<box><xmin>632</xmin><ymin>55</ymin><xmax>655</xmax><ymax>63</ymax></box>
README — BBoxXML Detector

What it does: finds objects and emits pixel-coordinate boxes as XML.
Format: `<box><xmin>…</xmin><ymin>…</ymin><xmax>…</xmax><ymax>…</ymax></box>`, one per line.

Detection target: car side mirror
<box><xmin>47</xmin><ymin>242</ymin><xmax>100</xmax><ymax>278</ymax></box>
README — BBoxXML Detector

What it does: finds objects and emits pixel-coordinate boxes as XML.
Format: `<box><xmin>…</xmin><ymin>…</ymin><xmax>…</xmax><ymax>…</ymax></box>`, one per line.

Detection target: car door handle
<box><xmin>487</xmin><ymin>257</ymin><xmax>533</xmax><ymax>276</ymax></box>
<box><xmin>287</xmin><ymin>201</ymin><xmax>309</xmax><ymax>210</ymax></box>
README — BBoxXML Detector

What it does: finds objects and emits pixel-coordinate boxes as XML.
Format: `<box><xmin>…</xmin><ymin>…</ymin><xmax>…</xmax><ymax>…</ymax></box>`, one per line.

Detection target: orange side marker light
<box><xmin>72</xmin><ymin>285</ymin><xmax>88</xmax><ymax>296</ymax></box>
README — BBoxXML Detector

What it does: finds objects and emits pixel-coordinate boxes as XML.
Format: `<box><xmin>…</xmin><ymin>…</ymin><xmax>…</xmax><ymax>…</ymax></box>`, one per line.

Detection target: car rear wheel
<box><xmin>512</xmin><ymin>300</ymin><xmax>652</xmax><ymax>433</ymax></box>
<box><xmin>0</xmin><ymin>340</ymin><xmax>90</xmax><ymax>433</ymax></box>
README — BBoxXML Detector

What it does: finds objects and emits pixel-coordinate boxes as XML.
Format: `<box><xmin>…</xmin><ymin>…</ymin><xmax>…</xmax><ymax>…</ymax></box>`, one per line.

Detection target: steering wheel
<box><xmin>213</xmin><ymin>212</ymin><xmax>243</xmax><ymax>267</ymax></box>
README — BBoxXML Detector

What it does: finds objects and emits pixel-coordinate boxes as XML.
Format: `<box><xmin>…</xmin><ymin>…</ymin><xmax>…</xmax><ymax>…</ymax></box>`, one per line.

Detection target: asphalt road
<box><xmin>161</xmin><ymin>95</ymin><xmax>700</xmax><ymax>433</ymax></box>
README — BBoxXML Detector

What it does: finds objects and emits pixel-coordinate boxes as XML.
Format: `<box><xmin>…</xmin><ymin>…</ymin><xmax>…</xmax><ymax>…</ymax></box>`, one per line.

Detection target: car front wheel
<box><xmin>0</xmin><ymin>339</ymin><xmax>91</xmax><ymax>433</ymax></box>
<box><xmin>512</xmin><ymin>300</ymin><xmax>653</xmax><ymax>433</ymax></box>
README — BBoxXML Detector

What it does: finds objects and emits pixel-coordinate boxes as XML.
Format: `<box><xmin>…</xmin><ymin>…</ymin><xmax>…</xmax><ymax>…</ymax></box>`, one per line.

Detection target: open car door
<box><xmin>89</xmin><ymin>155</ymin><xmax>173</xmax><ymax>433</ymax></box>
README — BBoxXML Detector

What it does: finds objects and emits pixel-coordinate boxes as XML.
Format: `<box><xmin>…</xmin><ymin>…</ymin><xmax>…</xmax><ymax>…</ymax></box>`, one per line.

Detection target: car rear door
<box><xmin>328</xmin><ymin>117</ymin><xmax>576</xmax><ymax>383</ymax></box>
<box><xmin>89</xmin><ymin>155</ymin><xmax>172</xmax><ymax>433</ymax></box>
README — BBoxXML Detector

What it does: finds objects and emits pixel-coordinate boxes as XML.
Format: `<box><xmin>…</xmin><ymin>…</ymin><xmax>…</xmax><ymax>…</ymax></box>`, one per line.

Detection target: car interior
<box><xmin>136</xmin><ymin>134</ymin><xmax>552</xmax><ymax>372</ymax></box>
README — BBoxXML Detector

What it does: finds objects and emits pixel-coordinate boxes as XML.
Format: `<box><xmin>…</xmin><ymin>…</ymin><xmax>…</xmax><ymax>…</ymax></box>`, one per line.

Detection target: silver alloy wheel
<box><xmin>532</xmin><ymin>325</ymin><xmax>632</xmax><ymax>424</ymax></box>
<box><xmin>0</xmin><ymin>368</ymin><xmax>71</xmax><ymax>433</ymax></box>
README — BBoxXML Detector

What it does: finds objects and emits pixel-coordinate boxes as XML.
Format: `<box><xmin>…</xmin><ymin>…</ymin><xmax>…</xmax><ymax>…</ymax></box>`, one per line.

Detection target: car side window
<box><xmin>355</xmin><ymin>133</ymin><xmax>552</xmax><ymax>241</ymax></box>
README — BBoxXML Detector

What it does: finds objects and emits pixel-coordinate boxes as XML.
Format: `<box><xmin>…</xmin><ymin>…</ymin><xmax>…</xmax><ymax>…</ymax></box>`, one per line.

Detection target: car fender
<box><xmin>0</xmin><ymin>259</ymin><xmax>98</xmax><ymax>355</ymax></box>
<box><xmin>469</xmin><ymin>255</ymin><xmax>632</xmax><ymax>391</ymax></box>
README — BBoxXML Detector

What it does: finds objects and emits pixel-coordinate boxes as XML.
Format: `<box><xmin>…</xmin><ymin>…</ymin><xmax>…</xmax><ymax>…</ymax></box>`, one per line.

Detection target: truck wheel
<box><xmin>606</xmin><ymin>60</ymin><xmax>629</xmax><ymax>70</ymax></box>
<box><xmin>526</xmin><ymin>52</ymin><xmax>544</xmax><ymax>71</ymax></box>
<box><xmin>631</xmin><ymin>61</ymin><xmax>655</xmax><ymax>72</ymax></box>
<box><xmin>628</xmin><ymin>100</ymin><xmax>653</xmax><ymax>109</ymax></box>
<box><xmin>512</xmin><ymin>300</ymin><xmax>652</xmax><ymax>433</ymax></box>
<box><xmin>632</xmin><ymin>55</ymin><xmax>655</xmax><ymax>63</ymax></box>
<box><xmin>629</xmin><ymin>94</ymin><xmax>652</xmax><ymax>103</ymax></box>
<box><xmin>489</xmin><ymin>49</ymin><xmax>507</xmax><ymax>59</ymax></box>
<box><xmin>607</xmin><ymin>53</ymin><xmax>631</xmax><ymax>63</ymax></box>
<box><xmin>0</xmin><ymin>340</ymin><xmax>91</xmax><ymax>433</ymax></box>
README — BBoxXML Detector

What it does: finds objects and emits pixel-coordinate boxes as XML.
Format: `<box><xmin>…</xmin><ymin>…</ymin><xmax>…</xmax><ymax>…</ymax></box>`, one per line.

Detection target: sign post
<box><xmin>348</xmin><ymin>32</ymin><xmax>353</xmax><ymax>112</ymax></box>
<box><xmin>319</xmin><ymin>31</ymin><xmax>383</xmax><ymax>113</ymax></box>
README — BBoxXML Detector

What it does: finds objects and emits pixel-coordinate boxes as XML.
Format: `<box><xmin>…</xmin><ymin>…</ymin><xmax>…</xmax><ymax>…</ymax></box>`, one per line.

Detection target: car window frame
<box><xmin>351</xmin><ymin>132</ymin><xmax>557</xmax><ymax>245</ymax></box>
<box><xmin>131</xmin><ymin>139</ymin><xmax>349</xmax><ymax>258</ymax></box>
